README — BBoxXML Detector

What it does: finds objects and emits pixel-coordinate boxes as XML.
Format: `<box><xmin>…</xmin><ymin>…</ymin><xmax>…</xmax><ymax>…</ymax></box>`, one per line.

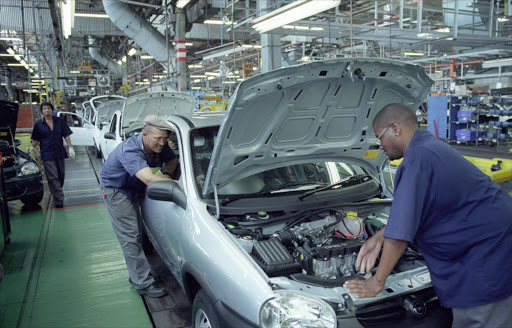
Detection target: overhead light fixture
<box><xmin>404</xmin><ymin>52</ymin><xmax>424</xmax><ymax>56</ymax></box>
<box><xmin>482</xmin><ymin>58</ymin><xmax>512</xmax><ymax>68</ymax></box>
<box><xmin>176</xmin><ymin>0</ymin><xmax>191</xmax><ymax>9</ymax></box>
<box><xmin>0</xmin><ymin>53</ymin><xmax>17</xmax><ymax>57</ymax></box>
<box><xmin>189</xmin><ymin>64</ymin><xmax>202</xmax><ymax>68</ymax></box>
<box><xmin>60</xmin><ymin>0</ymin><xmax>76</xmax><ymax>39</ymax></box>
<box><xmin>69</xmin><ymin>70</ymin><xmax>80</xmax><ymax>73</ymax></box>
<box><xmin>498</xmin><ymin>17</ymin><xmax>509</xmax><ymax>22</ymax></box>
<box><xmin>205</xmin><ymin>72</ymin><xmax>220</xmax><ymax>76</ymax></box>
<box><xmin>140</xmin><ymin>55</ymin><xmax>153</xmax><ymax>59</ymax></box>
<box><xmin>74</xmin><ymin>12</ymin><xmax>109</xmax><ymax>18</ymax></box>
<box><xmin>252</xmin><ymin>0</ymin><xmax>340</xmax><ymax>33</ymax></box>
<box><xmin>204</xmin><ymin>19</ymin><xmax>232</xmax><ymax>25</ymax></box>
<box><xmin>191</xmin><ymin>87</ymin><xmax>201</xmax><ymax>90</ymax></box>
<box><xmin>0</xmin><ymin>37</ymin><xmax>22</xmax><ymax>41</ymax></box>
<box><xmin>128</xmin><ymin>48</ymin><xmax>137</xmax><ymax>56</ymax></box>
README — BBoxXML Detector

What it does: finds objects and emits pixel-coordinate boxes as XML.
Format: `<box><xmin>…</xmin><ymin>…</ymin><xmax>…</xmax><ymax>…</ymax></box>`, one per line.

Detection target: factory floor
<box><xmin>0</xmin><ymin>147</ymin><xmax>190</xmax><ymax>328</ymax></box>
<box><xmin>0</xmin><ymin>143</ymin><xmax>511</xmax><ymax>328</ymax></box>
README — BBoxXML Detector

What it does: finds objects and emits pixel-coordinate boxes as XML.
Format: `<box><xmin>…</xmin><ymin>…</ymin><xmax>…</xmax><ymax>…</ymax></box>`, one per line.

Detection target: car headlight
<box><xmin>259</xmin><ymin>290</ymin><xmax>336</xmax><ymax>328</ymax></box>
<box><xmin>20</xmin><ymin>162</ymin><xmax>40</xmax><ymax>176</ymax></box>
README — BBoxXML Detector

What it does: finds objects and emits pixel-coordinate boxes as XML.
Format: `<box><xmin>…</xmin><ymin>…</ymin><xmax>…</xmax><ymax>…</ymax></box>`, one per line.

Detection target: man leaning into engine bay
<box><xmin>343</xmin><ymin>103</ymin><xmax>512</xmax><ymax>328</ymax></box>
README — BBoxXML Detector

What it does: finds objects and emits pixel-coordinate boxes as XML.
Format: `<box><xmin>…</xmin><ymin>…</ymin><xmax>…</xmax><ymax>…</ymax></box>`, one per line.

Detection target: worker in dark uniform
<box><xmin>100</xmin><ymin>115</ymin><xmax>177</xmax><ymax>298</ymax></box>
<box><xmin>344</xmin><ymin>103</ymin><xmax>512</xmax><ymax>327</ymax></box>
<box><xmin>27</xmin><ymin>101</ymin><xmax>74</xmax><ymax>208</ymax></box>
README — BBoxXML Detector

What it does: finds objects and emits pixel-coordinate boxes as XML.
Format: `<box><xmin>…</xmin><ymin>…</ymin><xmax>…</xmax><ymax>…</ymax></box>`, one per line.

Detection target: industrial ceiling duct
<box><xmin>88</xmin><ymin>37</ymin><xmax>127</xmax><ymax>78</ymax></box>
<box><xmin>102</xmin><ymin>0</ymin><xmax>175</xmax><ymax>69</ymax></box>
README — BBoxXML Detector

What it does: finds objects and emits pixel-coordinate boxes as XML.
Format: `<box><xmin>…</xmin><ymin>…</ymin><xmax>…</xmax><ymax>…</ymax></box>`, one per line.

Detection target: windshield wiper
<box><xmin>221</xmin><ymin>182</ymin><xmax>325</xmax><ymax>206</ymax></box>
<box><xmin>298</xmin><ymin>174</ymin><xmax>373</xmax><ymax>201</ymax></box>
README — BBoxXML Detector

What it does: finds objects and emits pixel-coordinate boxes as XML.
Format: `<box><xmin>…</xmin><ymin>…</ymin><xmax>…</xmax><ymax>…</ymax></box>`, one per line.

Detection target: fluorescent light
<box><xmin>482</xmin><ymin>58</ymin><xmax>512</xmax><ymax>68</ymax></box>
<box><xmin>128</xmin><ymin>48</ymin><xmax>137</xmax><ymax>56</ymax></box>
<box><xmin>205</xmin><ymin>72</ymin><xmax>220</xmax><ymax>76</ymax></box>
<box><xmin>61</xmin><ymin>0</ymin><xmax>75</xmax><ymax>39</ymax></box>
<box><xmin>0</xmin><ymin>37</ymin><xmax>21</xmax><ymax>41</ymax></box>
<box><xmin>404</xmin><ymin>52</ymin><xmax>424</xmax><ymax>56</ymax></box>
<box><xmin>191</xmin><ymin>87</ymin><xmax>201</xmax><ymax>90</ymax></box>
<box><xmin>283</xmin><ymin>25</ymin><xmax>310</xmax><ymax>30</ymax></box>
<box><xmin>252</xmin><ymin>0</ymin><xmax>340</xmax><ymax>33</ymax></box>
<box><xmin>0</xmin><ymin>53</ymin><xmax>17</xmax><ymax>56</ymax></box>
<box><xmin>202</xmin><ymin>46</ymin><xmax>244</xmax><ymax>60</ymax></box>
<box><xmin>176</xmin><ymin>0</ymin><xmax>191</xmax><ymax>9</ymax></box>
<box><xmin>193</xmin><ymin>79</ymin><xmax>201</xmax><ymax>83</ymax></box>
<box><xmin>498</xmin><ymin>17</ymin><xmax>509</xmax><ymax>22</ymax></box>
<box><xmin>7</xmin><ymin>48</ymin><xmax>15</xmax><ymax>55</ymax></box>
<box><xmin>189</xmin><ymin>64</ymin><xmax>202</xmax><ymax>68</ymax></box>
<box><xmin>204</xmin><ymin>19</ymin><xmax>232</xmax><ymax>25</ymax></box>
<box><xmin>417</xmin><ymin>32</ymin><xmax>433</xmax><ymax>39</ymax></box>
<box><xmin>140</xmin><ymin>55</ymin><xmax>153</xmax><ymax>59</ymax></box>
<box><xmin>74</xmin><ymin>12</ymin><xmax>109</xmax><ymax>18</ymax></box>
<box><xmin>69</xmin><ymin>70</ymin><xmax>80</xmax><ymax>73</ymax></box>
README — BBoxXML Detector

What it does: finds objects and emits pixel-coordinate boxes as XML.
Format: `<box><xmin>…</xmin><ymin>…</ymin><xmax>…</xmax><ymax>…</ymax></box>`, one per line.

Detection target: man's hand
<box><xmin>356</xmin><ymin>228</ymin><xmax>385</xmax><ymax>274</ymax></box>
<box><xmin>343</xmin><ymin>275</ymin><xmax>385</xmax><ymax>298</ymax></box>
<box><xmin>68</xmin><ymin>147</ymin><xmax>75</xmax><ymax>159</ymax></box>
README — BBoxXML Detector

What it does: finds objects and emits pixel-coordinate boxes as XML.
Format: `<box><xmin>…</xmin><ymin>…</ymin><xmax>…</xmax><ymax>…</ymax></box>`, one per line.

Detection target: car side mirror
<box><xmin>104</xmin><ymin>132</ymin><xmax>116</xmax><ymax>140</ymax></box>
<box><xmin>147</xmin><ymin>180</ymin><xmax>187</xmax><ymax>210</ymax></box>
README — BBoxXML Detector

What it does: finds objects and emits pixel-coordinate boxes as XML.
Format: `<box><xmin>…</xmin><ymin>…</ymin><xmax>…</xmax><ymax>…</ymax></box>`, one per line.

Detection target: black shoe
<box><xmin>136</xmin><ymin>283</ymin><xmax>167</xmax><ymax>298</ymax></box>
<box><xmin>55</xmin><ymin>203</ymin><xmax>64</xmax><ymax>208</ymax></box>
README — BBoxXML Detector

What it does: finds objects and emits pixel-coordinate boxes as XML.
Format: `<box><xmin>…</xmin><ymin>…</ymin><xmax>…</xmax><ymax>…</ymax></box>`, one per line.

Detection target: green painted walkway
<box><xmin>0</xmin><ymin>146</ymin><xmax>153</xmax><ymax>328</ymax></box>
<box><xmin>1</xmin><ymin>205</ymin><xmax>153</xmax><ymax>328</ymax></box>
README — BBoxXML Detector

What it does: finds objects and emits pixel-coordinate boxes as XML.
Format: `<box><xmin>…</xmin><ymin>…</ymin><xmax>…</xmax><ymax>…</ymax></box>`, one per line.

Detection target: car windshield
<box><xmin>190</xmin><ymin>127</ymin><xmax>374</xmax><ymax>199</ymax></box>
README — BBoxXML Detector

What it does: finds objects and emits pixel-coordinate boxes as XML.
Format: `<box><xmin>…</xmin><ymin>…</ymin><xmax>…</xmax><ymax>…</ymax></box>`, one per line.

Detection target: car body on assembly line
<box><xmin>0</xmin><ymin>100</ymin><xmax>44</xmax><ymax>206</ymax></box>
<box><xmin>141</xmin><ymin>58</ymin><xmax>452</xmax><ymax>328</ymax></box>
<box><xmin>101</xmin><ymin>91</ymin><xmax>196</xmax><ymax>161</ymax></box>
<box><xmin>58</xmin><ymin>95</ymin><xmax>126</xmax><ymax>158</ymax></box>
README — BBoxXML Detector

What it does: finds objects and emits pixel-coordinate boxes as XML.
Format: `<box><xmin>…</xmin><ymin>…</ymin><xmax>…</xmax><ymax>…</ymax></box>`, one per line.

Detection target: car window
<box><xmin>190</xmin><ymin>126</ymin><xmax>372</xmax><ymax>198</ymax></box>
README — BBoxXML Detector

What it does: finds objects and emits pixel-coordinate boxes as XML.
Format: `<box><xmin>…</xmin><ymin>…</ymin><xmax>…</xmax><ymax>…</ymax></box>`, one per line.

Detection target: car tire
<box><xmin>20</xmin><ymin>190</ymin><xmax>43</xmax><ymax>205</ymax></box>
<box><xmin>192</xmin><ymin>290</ymin><xmax>220</xmax><ymax>328</ymax></box>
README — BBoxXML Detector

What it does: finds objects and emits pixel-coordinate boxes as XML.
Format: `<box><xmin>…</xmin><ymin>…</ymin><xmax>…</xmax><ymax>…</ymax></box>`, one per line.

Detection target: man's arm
<box><xmin>343</xmin><ymin>237</ymin><xmax>408</xmax><ymax>298</ymax></box>
<box><xmin>135</xmin><ymin>167</ymin><xmax>172</xmax><ymax>186</ymax></box>
<box><xmin>64</xmin><ymin>136</ymin><xmax>73</xmax><ymax>148</ymax></box>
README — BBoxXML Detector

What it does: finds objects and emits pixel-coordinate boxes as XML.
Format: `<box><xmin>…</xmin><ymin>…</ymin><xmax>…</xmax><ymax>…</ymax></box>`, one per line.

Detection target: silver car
<box><xmin>141</xmin><ymin>58</ymin><xmax>450</xmax><ymax>327</ymax></box>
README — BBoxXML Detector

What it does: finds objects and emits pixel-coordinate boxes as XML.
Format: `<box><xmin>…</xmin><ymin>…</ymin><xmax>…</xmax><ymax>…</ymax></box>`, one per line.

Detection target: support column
<box><xmin>258</xmin><ymin>0</ymin><xmax>281</xmax><ymax>73</ymax></box>
<box><xmin>175</xmin><ymin>8</ymin><xmax>188</xmax><ymax>92</ymax></box>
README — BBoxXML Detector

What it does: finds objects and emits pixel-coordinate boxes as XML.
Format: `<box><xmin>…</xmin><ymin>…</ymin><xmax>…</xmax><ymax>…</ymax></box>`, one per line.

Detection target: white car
<box><xmin>58</xmin><ymin>95</ymin><xmax>126</xmax><ymax>153</ymax></box>
<box><xmin>141</xmin><ymin>58</ymin><xmax>452</xmax><ymax>328</ymax></box>
<box><xmin>101</xmin><ymin>91</ymin><xmax>196</xmax><ymax>161</ymax></box>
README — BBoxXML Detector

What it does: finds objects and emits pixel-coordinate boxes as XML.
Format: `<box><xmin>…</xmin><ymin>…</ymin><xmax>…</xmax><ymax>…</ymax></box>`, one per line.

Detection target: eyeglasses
<box><xmin>151</xmin><ymin>135</ymin><xmax>169</xmax><ymax>143</ymax></box>
<box><xmin>376</xmin><ymin>124</ymin><xmax>391</xmax><ymax>145</ymax></box>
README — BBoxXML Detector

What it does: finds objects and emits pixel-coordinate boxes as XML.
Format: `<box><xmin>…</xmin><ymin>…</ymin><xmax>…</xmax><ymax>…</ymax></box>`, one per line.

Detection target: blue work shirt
<box><xmin>384</xmin><ymin>130</ymin><xmax>512</xmax><ymax>308</ymax></box>
<box><xmin>31</xmin><ymin>116</ymin><xmax>73</xmax><ymax>161</ymax></box>
<box><xmin>100</xmin><ymin>133</ymin><xmax>176</xmax><ymax>202</ymax></box>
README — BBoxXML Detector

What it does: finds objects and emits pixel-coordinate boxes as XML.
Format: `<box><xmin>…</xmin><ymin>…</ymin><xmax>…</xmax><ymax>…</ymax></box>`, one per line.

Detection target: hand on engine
<box><xmin>355</xmin><ymin>228</ymin><xmax>385</xmax><ymax>274</ymax></box>
<box><xmin>343</xmin><ymin>275</ymin><xmax>384</xmax><ymax>298</ymax></box>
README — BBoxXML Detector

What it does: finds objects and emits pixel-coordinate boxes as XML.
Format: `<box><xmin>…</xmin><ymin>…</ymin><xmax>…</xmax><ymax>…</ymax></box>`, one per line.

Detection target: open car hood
<box><xmin>122</xmin><ymin>91</ymin><xmax>196</xmax><ymax>134</ymax></box>
<box><xmin>0</xmin><ymin>100</ymin><xmax>19</xmax><ymax>145</ymax></box>
<box><xmin>204</xmin><ymin>58</ymin><xmax>432</xmax><ymax>195</ymax></box>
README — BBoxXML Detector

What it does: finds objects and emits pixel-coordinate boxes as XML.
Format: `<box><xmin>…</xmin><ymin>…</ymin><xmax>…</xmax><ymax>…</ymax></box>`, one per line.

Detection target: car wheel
<box><xmin>192</xmin><ymin>290</ymin><xmax>220</xmax><ymax>328</ymax></box>
<box><xmin>20</xmin><ymin>190</ymin><xmax>43</xmax><ymax>205</ymax></box>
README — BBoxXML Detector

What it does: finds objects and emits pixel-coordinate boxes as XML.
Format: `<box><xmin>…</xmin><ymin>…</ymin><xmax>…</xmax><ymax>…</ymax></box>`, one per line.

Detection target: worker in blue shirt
<box><xmin>100</xmin><ymin>115</ymin><xmax>177</xmax><ymax>298</ymax></box>
<box><xmin>27</xmin><ymin>101</ymin><xmax>75</xmax><ymax>208</ymax></box>
<box><xmin>344</xmin><ymin>103</ymin><xmax>512</xmax><ymax>327</ymax></box>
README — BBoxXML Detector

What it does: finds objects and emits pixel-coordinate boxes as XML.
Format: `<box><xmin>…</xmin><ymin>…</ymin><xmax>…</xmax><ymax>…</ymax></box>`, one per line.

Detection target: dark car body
<box><xmin>0</xmin><ymin>100</ymin><xmax>44</xmax><ymax>205</ymax></box>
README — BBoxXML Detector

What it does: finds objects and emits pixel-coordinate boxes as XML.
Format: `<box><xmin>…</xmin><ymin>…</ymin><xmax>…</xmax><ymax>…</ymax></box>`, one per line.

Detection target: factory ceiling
<box><xmin>1</xmin><ymin>0</ymin><xmax>511</xmax><ymax>101</ymax></box>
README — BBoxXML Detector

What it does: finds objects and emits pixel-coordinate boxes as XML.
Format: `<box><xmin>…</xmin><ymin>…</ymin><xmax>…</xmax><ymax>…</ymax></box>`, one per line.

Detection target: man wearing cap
<box><xmin>100</xmin><ymin>115</ymin><xmax>177</xmax><ymax>298</ymax></box>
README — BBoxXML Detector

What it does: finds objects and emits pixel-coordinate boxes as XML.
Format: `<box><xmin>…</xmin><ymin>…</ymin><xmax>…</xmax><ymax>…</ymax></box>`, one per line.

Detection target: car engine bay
<box><xmin>222</xmin><ymin>206</ymin><xmax>426</xmax><ymax>285</ymax></box>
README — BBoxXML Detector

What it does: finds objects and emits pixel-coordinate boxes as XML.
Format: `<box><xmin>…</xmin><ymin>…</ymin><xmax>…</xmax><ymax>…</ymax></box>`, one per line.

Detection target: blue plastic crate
<box><xmin>456</xmin><ymin>129</ymin><xmax>476</xmax><ymax>141</ymax></box>
<box><xmin>457</xmin><ymin>110</ymin><xmax>474</xmax><ymax>122</ymax></box>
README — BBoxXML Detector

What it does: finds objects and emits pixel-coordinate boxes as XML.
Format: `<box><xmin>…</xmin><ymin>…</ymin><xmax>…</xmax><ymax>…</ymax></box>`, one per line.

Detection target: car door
<box><xmin>101</xmin><ymin>111</ymin><xmax>122</xmax><ymax>161</ymax></box>
<box><xmin>57</xmin><ymin>111</ymin><xmax>95</xmax><ymax>146</ymax></box>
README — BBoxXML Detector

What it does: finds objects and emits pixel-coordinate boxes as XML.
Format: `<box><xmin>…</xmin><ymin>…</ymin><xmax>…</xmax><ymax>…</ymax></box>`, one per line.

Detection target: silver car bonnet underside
<box><xmin>204</xmin><ymin>58</ymin><xmax>433</xmax><ymax>195</ymax></box>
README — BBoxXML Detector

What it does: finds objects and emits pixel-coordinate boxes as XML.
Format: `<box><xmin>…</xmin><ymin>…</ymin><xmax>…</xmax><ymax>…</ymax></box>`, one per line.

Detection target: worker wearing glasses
<box><xmin>344</xmin><ymin>103</ymin><xmax>512</xmax><ymax>327</ymax></box>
